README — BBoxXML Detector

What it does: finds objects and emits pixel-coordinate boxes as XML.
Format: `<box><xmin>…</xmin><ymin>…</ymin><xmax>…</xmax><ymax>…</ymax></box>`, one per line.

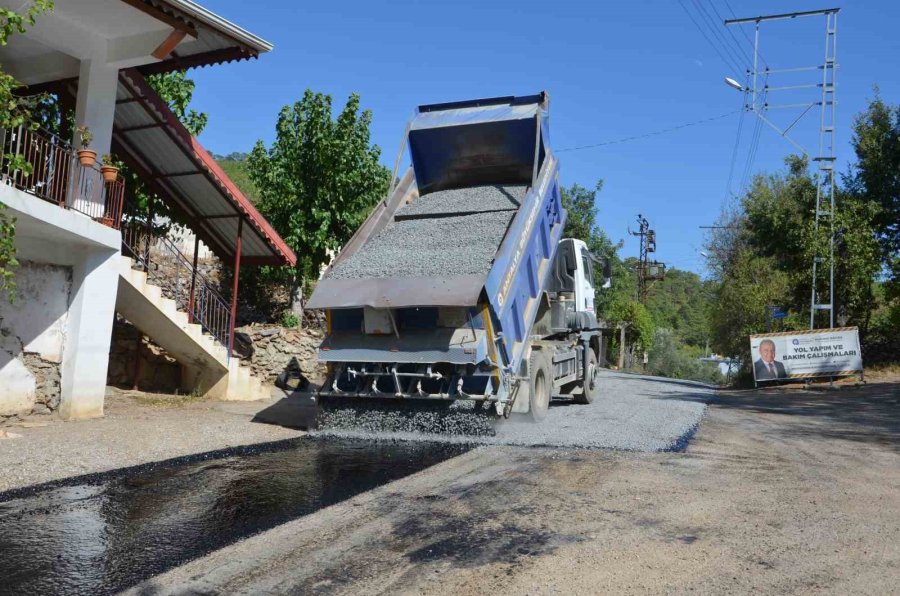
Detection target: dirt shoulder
<box><xmin>132</xmin><ymin>378</ymin><xmax>900</xmax><ymax>595</ymax></box>
<box><xmin>0</xmin><ymin>388</ymin><xmax>304</xmax><ymax>492</ymax></box>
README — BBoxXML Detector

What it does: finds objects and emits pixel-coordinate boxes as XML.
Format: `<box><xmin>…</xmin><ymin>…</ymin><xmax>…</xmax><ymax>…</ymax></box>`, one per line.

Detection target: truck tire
<box><xmin>527</xmin><ymin>350</ymin><xmax>552</xmax><ymax>422</ymax></box>
<box><xmin>573</xmin><ymin>349</ymin><xmax>600</xmax><ymax>404</ymax></box>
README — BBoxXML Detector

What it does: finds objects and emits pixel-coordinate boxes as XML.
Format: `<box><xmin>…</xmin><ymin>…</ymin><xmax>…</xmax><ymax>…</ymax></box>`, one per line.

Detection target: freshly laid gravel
<box><xmin>327</xmin><ymin>210</ymin><xmax>515</xmax><ymax>280</ymax></box>
<box><xmin>492</xmin><ymin>372</ymin><xmax>709</xmax><ymax>451</ymax></box>
<box><xmin>397</xmin><ymin>184</ymin><xmax>526</xmax><ymax>219</ymax></box>
<box><xmin>314</xmin><ymin>371</ymin><xmax>710</xmax><ymax>452</ymax></box>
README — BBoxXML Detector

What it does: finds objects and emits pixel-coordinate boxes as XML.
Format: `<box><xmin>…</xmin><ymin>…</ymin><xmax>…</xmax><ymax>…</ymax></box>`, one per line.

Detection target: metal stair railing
<box><xmin>120</xmin><ymin>204</ymin><xmax>232</xmax><ymax>354</ymax></box>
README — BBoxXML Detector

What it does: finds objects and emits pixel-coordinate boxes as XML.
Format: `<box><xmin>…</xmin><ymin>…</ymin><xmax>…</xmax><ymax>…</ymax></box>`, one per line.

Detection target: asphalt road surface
<box><xmin>129</xmin><ymin>374</ymin><xmax>900</xmax><ymax>595</ymax></box>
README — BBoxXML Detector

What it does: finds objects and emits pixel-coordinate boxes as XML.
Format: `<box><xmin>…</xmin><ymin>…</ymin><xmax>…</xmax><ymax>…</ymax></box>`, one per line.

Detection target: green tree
<box><xmin>648</xmin><ymin>328</ymin><xmax>722</xmax><ymax>384</ymax></box>
<box><xmin>847</xmin><ymin>90</ymin><xmax>900</xmax><ymax>294</ymax></box>
<box><xmin>216</xmin><ymin>155</ymin><xmax>260</xmax><ymax>203</ymax></box>
<box><xmin>0</xmin><ymin>0</ymin><xmax>53</xmax><ymax>301</ymax></box>
<box><xmin>645</xmin><ymin>268</ymin><xmax>712</xmax><ymax>348</ymax></box>
<box><xmin>247</xmin><ymin>90</ymin><xmax>390</xmax><ymax>306</ymax></box>
<box><xmin>146</xmin><ymin>70</ymin><xmax>208</xmax><ymax>136</ymax></box>
<box><xmin>705</xmin><ymin>147</ymin><xmax>882</xmax><ymax>372</ymax></box>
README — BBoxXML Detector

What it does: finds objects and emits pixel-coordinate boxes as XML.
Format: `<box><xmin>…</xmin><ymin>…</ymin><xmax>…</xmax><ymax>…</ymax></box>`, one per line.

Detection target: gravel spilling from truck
<box><xmin>314</xmin><ymin>372</ymin><xmax>710</xmax><ymax>452</ymax></box>
<box><xmin>316</xmin><ymin>398</ymin><xmax>496</xmax><ymax>437</ymax></box>
<box><xmin>326</xmin><ymin>185</ymin><xmax>525</xmax><ymax>280</ymax></box>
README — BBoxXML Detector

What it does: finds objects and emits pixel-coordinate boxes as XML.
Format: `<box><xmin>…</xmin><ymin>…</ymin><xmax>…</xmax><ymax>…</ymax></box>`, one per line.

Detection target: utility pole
<box><xmin>725</xmin><ymin>8</ymin><xmax>840</xmax><ymax>330</ymax></box>
<box><xmin>628</xmin><ymin>214</ymin><xmax>666</xmax><ymax>303</ymax></box>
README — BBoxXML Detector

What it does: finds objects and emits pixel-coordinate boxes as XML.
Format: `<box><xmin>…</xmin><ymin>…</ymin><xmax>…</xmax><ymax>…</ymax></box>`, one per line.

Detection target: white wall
<box><xmin>0</xmin><ymin>262</ymin><xmax>71</xmax><ymax>361</ymax></box>
<box><xmin>0</xmin><ymin>262</ymin><xmax>72</xmax><ymax>416</ymax></box>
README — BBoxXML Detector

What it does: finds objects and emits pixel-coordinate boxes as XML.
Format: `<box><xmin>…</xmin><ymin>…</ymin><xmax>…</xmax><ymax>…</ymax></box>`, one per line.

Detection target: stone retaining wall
<box><xmin>235</xmin><ymin>324</ymin><xmax>325</xmax><ymax>382</ymax></box>
<box><xmin>107</xmin><ymin>317</ymin><xmax>181</xmax><ymax>393</ymax></box>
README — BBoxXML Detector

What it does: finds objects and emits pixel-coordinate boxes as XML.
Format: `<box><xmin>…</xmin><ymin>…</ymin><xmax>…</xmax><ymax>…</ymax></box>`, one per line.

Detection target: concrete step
<box><xmin>116</xmin><ymin>262</ymin><xmax>273</xmax><ymax>402</ymax></box>
<box><xmin>143</xmin><ymin>284</ymin><xmax>162</xmax><ymax>304</ymax></box>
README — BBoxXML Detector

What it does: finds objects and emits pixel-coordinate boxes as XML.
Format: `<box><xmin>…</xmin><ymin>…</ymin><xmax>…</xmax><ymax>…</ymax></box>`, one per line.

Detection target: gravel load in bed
<box><xmin>327</xmin><ymin>184</ymin><xmax>525</xmax><ymax>280</ymax></box>
<box><xmin>396</xmin><ymin>184</ymin><xmax>527</xmax><ymax>219</ymax></box>
<box><xmin>328</xmin><ymin>211</ymin><xmax>515</xmax><ymax>279</ymax></box>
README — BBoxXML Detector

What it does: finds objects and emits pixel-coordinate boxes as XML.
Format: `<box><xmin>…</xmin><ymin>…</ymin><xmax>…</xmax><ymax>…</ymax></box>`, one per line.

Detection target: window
<box><xmin>580</xmin><ymin>248</ymin><xmax>594</xmax><ymax>285</ymax></box>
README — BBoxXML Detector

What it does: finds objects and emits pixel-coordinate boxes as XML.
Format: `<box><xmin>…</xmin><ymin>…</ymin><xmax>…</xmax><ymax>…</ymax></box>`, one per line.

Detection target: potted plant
<box><xmin>76</xmin><ymin>125</ymin><xmax>96</xmax><ymax>167</ymax></box>
<box><xmin>100</xmin><ymin>153</ymin><xmax>121</xmax><ymax>182</ymax></box>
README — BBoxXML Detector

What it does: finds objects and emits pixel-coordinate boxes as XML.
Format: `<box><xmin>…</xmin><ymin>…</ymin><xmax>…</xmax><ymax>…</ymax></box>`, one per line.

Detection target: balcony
<box><xmin>0</xmin><ymin>125</ymin><xmax>125</xmax><ymax>229</ymax></box>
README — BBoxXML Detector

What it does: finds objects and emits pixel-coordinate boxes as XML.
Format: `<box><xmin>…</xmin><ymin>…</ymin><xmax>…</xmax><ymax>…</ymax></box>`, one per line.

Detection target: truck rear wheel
<box><xmin>527</xmin><ymin>350</ymin><xmax>552</xmax><ymax>422</ymax></box>
<box><xmin>573</xmin><ymin>349</ymin><xmax>600</xmax><ymax>404</ymax></box>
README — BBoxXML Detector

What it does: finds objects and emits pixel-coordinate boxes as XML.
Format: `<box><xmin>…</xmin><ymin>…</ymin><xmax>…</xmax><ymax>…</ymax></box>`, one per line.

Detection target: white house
<box><xmin>0</xmin><ymin>0</ymin><xmax>296</xmax><ymax>421</ymax></box>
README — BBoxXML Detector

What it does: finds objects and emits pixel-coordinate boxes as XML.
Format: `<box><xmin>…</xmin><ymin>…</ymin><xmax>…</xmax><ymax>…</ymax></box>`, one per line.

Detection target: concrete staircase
<box><xmin>115</xmin><ymin>255</ymin><xmax>269</xmax><ymax>401</ymax></box>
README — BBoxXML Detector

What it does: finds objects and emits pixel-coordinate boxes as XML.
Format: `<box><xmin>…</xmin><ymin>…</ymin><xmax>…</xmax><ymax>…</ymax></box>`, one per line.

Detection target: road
<box><xmin>130</xmin><ymin>374</ymin><xmax>900</xmax><ymax>595</ymax></box>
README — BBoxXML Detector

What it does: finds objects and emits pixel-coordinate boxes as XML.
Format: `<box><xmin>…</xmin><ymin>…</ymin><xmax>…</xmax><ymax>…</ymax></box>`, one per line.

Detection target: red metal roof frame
<box><xmin>121</xmin><ymin>0</ymin><xmax>270</xmax><ymax>77</ymax></box>
<box><xmin>118</xmin><ymin>68</ymin><xmax>296</xmax><ymax>267</ymax></box>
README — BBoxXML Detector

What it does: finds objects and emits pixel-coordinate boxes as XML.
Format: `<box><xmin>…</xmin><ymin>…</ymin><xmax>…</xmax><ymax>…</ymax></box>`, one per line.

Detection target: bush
<box><xmin>280</xmin><ymin>310</ymin><xmax>299</xmax><ymax>329</ymax></box>
<box><xmin>648</xmin><ymin>328</ymin><xmax>723</xmax><ymax>385</ymax></box>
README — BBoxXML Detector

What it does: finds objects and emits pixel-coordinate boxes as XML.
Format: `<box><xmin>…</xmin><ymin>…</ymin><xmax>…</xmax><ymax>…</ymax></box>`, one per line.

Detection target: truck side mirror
<box><xmin>603</xmin><ymin>258</ymin><xmax>612</xmax><ymax>280</ymax></box>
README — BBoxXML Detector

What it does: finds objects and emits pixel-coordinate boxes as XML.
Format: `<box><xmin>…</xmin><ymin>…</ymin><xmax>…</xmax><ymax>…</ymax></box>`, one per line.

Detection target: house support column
<box><xmin>73</xmin><ymin>56</ymin><xmax>118</xmax><ymax>157</ymax></box>
<box><xmin>228</xmin><ymin>218</ymin><xmax>243</xmax><ymax>358</ymax></box>
<box><xmin>59</xmin><ymin>248</ymin><xmax>119</xmax><ymax>420</ymax></box>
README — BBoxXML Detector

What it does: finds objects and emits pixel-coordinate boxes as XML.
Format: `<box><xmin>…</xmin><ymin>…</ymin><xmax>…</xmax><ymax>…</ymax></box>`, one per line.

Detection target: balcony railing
<box><xmin>0</xmin><ymin>125</ymin><xmax>125</xmax><ymax>229</ymax></box>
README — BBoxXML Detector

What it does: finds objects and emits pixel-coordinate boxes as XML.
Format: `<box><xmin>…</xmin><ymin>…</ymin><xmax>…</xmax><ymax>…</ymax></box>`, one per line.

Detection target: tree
<box><xmin>146</xmin><ymin>70</ymin><xmax>208</xmax><ymax>136</ymax></box>
<box><xmin>847</xmin><ymin>90</ymin><xmax>900</xmax><ymax>295</ymax></box>
<box><xmin>645</xmin><ymin>268</ymin><xmax>712</xmax><ymax>348</ymax></box>
<box><xmin>216</xmin><ymin>155</ymin><xmax>260</xmax><ymax>203</ymax></box>
<box><xmin>705</xmin><ymin>147</ymin><xmax>883</xmax><ymax>373</ymax></box>
<box><xmin>0</xmin><ymin>0</ymin><xmax>53</xmax><ymax>301</ymax></box>
<box><xmin>247</xmin><ymin>90</ymin><xmax>391</xmax><ymax>309</ymax></box>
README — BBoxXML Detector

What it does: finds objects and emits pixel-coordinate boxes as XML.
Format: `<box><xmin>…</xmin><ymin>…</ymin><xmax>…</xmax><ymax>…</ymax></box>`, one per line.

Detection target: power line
<box><xmin>723</xmin><ymin>0</ymin><xmax>770</xmax><ymax>69</ymax></box>
<box><xmin>677</xmin><ymin>0</ymin><xmax>744</xmax><ymax>76</ymax></box>
<box><xmin>555</xmin><ymin>110</ymin><xmax>740</xmax><ymax>153</ymax></box>
<box><xmin>691</xmin><ymin>0</ymin><xmax>749</xmax><ymax>73</ymax></box>
<box><xmin>706</xmin><ymin>0</ymin><xmax>754</xmax><ymax>67</ymax></box>
<box><xmin>724</xmin><ymin>90</ymin><xmax>747</xmax><ymax>198</ymax></box>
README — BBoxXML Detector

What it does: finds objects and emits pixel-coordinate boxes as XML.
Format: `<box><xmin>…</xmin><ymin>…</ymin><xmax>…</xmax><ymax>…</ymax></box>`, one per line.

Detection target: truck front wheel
<box><xmin>527</xmin><ymin>350</ymin><xmax>552</xmax><ymax>422</ymax></box>
<box><xmin>573</xmin><ymin>349</ymin><xmax>600</xmax><ymax>404</ymax></box>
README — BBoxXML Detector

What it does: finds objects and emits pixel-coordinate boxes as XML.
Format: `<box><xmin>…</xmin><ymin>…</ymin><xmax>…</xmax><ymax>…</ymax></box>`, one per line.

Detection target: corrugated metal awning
<box><xmin>111</xmin><ymin>68</ymin><xmax>296</xmax><ymax>266</ymax></box>
<box><xmin>124</xmin><ymin>0</ymin><xmax>274</xmax><ymax>76</ymax></box>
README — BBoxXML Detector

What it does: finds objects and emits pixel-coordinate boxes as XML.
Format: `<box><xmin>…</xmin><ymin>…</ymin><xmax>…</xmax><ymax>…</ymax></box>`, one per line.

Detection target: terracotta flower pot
<box><xmin>101</xmin><ymin>165</ymin><xmax>119</xmax><ymax>183</ymax></box>
<box><xmin>77</xmin><ymin>149</ymin><xmax>97</xmax><ymax>167</ymax></box>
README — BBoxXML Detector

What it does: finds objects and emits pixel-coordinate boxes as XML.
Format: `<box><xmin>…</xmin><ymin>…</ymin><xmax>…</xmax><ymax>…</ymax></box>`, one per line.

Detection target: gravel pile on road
<box><xmin>317</xmin><ymin>399</ymin><xmax>495</xmax><ymax>437</ymax></box>
<box><xmin>313</xmin><ymin>372</ymin><xmax>710</xmax><ymax>452</ymax></box>
<box><xmin>326</xmin><ymin>210</ymin><xmax>515</xmax><ymax>280</ymax></box>
<box><xmin>396</xmin><ymin>184</ymin><xmax>526</xmax><ymax>219</ymax></box>
<box><xmin>326</xmin><ymin>184</ymin><xmax>525</xmax><ymax>281</ymax></box>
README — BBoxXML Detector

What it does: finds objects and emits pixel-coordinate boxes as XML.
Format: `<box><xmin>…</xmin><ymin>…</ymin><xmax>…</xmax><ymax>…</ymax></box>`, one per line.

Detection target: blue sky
<box><xmin>191</xmin><ymin>0</ymin><xmax>900</xmax><ymax>275</ymax></box>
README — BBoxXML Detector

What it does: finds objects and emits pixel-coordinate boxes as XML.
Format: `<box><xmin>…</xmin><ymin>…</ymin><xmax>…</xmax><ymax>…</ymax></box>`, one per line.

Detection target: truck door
<box><xmin>577</xmin><ymin>246</ymin><xmax>596</xmax><ymax>314</ymax></box>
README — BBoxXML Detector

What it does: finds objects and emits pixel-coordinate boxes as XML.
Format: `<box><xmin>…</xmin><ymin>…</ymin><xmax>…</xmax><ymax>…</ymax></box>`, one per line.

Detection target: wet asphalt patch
<box><xmin>0</xmin><ymin>437</ymin><xmax>468</xmax><ymax>596</ymax></box>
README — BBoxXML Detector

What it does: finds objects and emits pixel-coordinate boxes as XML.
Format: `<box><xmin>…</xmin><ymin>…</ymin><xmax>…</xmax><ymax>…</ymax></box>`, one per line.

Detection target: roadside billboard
<box><xmin>749</xmin><ymin>327</ymin><xmax>863</xmax><ymax>383</ymax></box>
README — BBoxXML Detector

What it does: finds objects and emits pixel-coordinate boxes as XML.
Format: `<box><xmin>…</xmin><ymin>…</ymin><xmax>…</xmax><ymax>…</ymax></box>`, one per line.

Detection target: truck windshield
<box><xmin>581</xmin><ymin>248</ymin><xmax>594</xmax><ymax>285</ymax></box>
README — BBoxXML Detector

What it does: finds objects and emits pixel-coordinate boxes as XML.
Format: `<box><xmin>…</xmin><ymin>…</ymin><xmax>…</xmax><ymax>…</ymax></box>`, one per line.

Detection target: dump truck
<box><xmin>307</xmin><ymin>92</ymin><xmax>610</xmax><ymax>421</ymax></box>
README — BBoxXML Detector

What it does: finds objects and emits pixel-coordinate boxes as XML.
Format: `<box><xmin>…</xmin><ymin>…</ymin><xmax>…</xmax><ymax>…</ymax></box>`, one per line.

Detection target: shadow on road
<box><xmin>654</xmin><ymin>380</ymin><xmax>900</xmax><ymax>451</ymax></box>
